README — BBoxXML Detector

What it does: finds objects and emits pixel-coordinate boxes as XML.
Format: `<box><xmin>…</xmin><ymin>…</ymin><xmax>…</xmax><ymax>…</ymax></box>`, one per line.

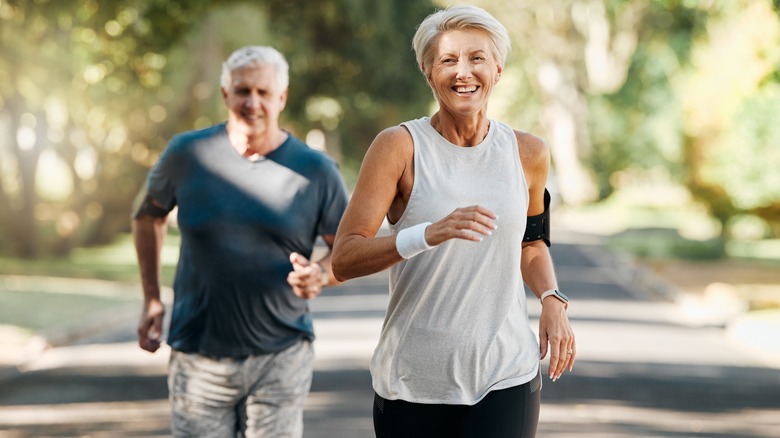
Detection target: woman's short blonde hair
<box><xmin>412</xmin><ymin>4</ymin><xmax>511</xmax><ymax>76</ymax></box>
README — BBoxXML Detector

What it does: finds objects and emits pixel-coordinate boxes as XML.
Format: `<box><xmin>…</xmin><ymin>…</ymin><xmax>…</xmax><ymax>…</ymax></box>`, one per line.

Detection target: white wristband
<box><xmin>396</xmin><ymin>222</ymin><xmax>433</xmax><ymax>259</ymax></box>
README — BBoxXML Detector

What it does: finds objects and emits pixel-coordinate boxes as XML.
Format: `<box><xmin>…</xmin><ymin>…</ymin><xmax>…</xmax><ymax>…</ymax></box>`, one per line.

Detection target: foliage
<box><xmin>0</xmin><ymin>0</ymin><xmax>233</xmax><ymax>257</ymax></box>
<box><xmin>0</xmin><ymin>0</ymin><xmax>434</xmax><ymax>258</ymax></box>
<box><xmin>471</xmin><ymin>0</ymin><xmax>780</xmax><ymax>241</ymax></box>
<box><xmin>587</xmin><ymin>1</ymin><xmax>711</xmax><ymax>198</ymax></box>
<box><xmin>263</xmin><ymin>0</ymin><xmax>434</xmax><ymax>171</ymax></box>
<box><xmin>683</xmin><ymin>0</ymin><xmax>780</xmax><ymax>236</ymax></box>
<box><xmin>601</xmin><ymin>0</ymin><xmax>780</xmax><ymax>238</ymax></box>
<box><xmin>2</xmin><ymin>0</ymin><xmax>779</xmax><ymax>258</ymax></box>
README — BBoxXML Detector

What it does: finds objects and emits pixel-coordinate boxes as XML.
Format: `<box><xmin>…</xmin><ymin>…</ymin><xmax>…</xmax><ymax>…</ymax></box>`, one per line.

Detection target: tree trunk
<box><xmin>7</xmin><ymin>97</ymin><xmax>44</xmax><ymax>258</ymax></box>
<box><xmin>537</xmin><ymin>62</ymin><xmax>598</xmax><ymax>205</ymax></box>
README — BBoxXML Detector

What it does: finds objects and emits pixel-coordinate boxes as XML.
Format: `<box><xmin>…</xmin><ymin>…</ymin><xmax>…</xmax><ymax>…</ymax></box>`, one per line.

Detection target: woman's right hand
<box><xmin>426</xmin><ymin>205</ymin><xmax>498</xmax><ymax>246</ymax></box>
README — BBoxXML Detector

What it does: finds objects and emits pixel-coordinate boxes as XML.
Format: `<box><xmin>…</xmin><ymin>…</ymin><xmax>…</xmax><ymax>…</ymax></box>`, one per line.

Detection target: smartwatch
<box><xmin>540</xmin><ymin>289</ymin><xmax>569</xmax><ymax>307</ymax></box>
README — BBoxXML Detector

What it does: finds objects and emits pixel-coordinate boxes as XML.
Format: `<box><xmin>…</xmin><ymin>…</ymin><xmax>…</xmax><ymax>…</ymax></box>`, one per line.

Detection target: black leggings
<box><xmin>373</xmin><ymin>372</ymin><xmax>541</xmax><ymax>438</ymax></box>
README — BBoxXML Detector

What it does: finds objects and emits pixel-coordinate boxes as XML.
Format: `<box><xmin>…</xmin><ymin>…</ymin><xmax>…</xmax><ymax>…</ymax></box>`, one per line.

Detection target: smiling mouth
<box><xmin>242</xmin><ymin>113</ymin><xmax>263</xmax><ymax>121</ymax></box>
<box><xmin>453</xmin><ymin>85</ymin><xmax>478</xmax><ymax>94</ymax></box>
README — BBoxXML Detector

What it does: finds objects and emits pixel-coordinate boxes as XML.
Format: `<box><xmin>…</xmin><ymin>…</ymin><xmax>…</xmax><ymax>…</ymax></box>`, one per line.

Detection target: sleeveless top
<box><xmin>370</xmin><ymin>117</ymin><xmax>540</xmax><ymax>405</ymax></box>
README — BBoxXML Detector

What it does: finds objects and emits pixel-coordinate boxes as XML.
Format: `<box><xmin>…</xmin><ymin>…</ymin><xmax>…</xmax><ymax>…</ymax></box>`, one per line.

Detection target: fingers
<box><xmin>539</xmin><ymin>304</ymin><xmax>575</xmax><ymax>382</ymax></box>
<box><xmin>289</xmin><ymin>252</ymin><xmax>309</xmax><ymax>268</ymax></box>
<box><xmin>137</xmin><ymin>317</ymin><xmax>162</xmax><ymax>353</ymax></box>
<box><xmin>288</xmin><ymin>252</ymin><xmax>323</xmax><ymax>300</ymax></box>
<box><xmin>141</xmin><ymin>337</ymin><xmax>162</xmax><ymax>352</ymax></box>
<box><xmin>539</xmin><ymin>332</ymin><xmax>549</xmax><ymax>361</ymax></box>
<box><xmin>551</xmin><ymin>341</ymin><xmax>572</xmax><ymax>380</ymax></box>
<box><xmin>456</xmin><ymin>206</ymin><xmax>497</xmax><ymax>240</ymax></box>
<box><xmin>429</xmin><ymin>205</ymin><xmax>498</xmax><ymax>245</ymax></box>
<box><xmin>138</xmin><ymin>301</ymin><xmax>164</xmax><ymax>353</ymax></box>
<box><xmin>547</xmin><ymin>337</ymin><xmax>576</xmax><ymax>381</ymax></box>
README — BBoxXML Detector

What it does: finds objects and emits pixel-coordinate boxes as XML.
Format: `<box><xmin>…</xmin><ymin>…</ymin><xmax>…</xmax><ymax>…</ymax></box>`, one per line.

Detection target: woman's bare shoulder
<box><xmin>373</xmin><ymin>125</ymin><xmax>413</xmax><ymax>148</ymax></box>
<box><xmin>364</xmin><ymin>125</ymin><xmax>414</xmax><ymax>165</ymax></box>
<box><xmin>514</xmin><ymin>129</ymin><xmax>549</xmax><ymax>169</ymax></box>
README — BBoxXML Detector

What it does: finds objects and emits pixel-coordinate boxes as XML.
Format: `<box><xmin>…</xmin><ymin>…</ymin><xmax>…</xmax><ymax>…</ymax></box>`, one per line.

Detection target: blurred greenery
<box><xmin>0</xmin><ymin>0</ymin><xmax>434</xmax><ymax>258</ymax></box>
<box><xmin>0</xmin><ymin>232</ymin><xmax>176</xmax><ymax>340</ymax></box>
<box><xmin>1</xmin><ymin>0</ymin><xmax>779</xmax><ymax>261</ymax></box>
<box><xmin>0</xmin><ymin>232</ymin><xmax>179</xmax><ymax>283</ymax></box>
<box><xmin>0</xmin><ymin>288</ymin><xmax>136</xmax><ymax>333</ymax></box>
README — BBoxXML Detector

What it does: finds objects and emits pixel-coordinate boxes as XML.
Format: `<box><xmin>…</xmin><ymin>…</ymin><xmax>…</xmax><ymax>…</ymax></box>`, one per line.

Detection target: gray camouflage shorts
<box><xmin>168</xmin><ymin>339</ymin><xmax>314</xmax><ymax>437</ymax></box>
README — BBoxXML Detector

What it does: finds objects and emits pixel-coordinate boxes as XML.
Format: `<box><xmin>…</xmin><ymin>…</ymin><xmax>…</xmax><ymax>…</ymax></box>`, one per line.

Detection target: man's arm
<box><xmin>133</xmin><ymin>213</ymin><xmax>168</xmax><ymax>353</ymax></box>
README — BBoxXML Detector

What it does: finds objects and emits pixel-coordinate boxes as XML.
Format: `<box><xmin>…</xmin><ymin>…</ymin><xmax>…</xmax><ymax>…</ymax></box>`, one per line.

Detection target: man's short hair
<box><xmin>220</xmin><ymin>46</ymin><xmax>289</xmax><ymax>91</ymax></box>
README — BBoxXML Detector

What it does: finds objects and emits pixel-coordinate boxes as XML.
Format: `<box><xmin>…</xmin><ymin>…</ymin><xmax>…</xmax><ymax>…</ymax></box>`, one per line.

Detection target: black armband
<box><xmin>133</xmin><ymin>194</ymin><xmax>171</xmax><ymax>219</ymax></box>
<box><xmin>523</xmin><ymin>188</ymin><xmax>551</xmax><ymax>247</ymax></box>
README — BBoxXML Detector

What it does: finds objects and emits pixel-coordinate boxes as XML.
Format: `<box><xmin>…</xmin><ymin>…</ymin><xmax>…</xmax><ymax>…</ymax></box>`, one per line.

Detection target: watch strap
<box><xmin>540</xmin><ymin>289</ymin><xmax>568</xmax><ymax>305</ymax></box>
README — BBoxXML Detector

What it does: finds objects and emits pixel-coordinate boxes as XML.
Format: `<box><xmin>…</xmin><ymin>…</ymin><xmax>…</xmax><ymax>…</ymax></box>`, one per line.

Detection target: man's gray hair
<box><xmin>220</xmin><ymin>46</ymin><xmax>289</xmax><ymax>91</ymax></box>
<box><xmin>412</xmin><ymin>4</ymin><xmax>511</xmax><ymax>76</ymax></box>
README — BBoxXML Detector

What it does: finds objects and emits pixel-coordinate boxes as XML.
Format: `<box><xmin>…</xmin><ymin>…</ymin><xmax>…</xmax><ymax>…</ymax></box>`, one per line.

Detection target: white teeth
<box><xmin>455</xmin><ymin>86</ymin><xmax>477</xmax><ymax>93</ymax></box>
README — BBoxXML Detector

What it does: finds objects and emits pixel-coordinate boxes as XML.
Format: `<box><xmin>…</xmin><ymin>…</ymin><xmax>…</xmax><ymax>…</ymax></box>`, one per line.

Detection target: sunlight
<box><xmin>36</xmin><ymin>148</ymin><xmax>73</xmax><ymax>201</ymax></box>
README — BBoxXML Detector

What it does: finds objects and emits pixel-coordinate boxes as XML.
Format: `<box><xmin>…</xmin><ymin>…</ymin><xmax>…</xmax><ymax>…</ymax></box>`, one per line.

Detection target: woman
<box><xmin>332</xmin><ymin>5</ymin><xmax>575</xmax><ymax>437</ymax></box>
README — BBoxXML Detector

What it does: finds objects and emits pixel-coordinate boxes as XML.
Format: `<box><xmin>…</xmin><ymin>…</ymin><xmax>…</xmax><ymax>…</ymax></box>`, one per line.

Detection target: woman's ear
<box><xmin>421</xmin><ymin>63</ymin><xmax>432</xmax><ymax>82</ymax></box>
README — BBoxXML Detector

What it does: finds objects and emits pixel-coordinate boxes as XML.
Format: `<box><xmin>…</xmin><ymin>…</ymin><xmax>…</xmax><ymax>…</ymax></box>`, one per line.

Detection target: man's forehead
<box><xmin>229</xmin><ymin>64</ymin><xmax>278</xmax><ymax>85</ymax></box>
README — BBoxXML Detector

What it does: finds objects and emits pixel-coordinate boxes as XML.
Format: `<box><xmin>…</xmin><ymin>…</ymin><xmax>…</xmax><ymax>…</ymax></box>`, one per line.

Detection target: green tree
<box><xmin>263</xmin><ymin>0</ymin><xmax>434</xmax><ymax>173</ymax></box>
<box><xmin>680</xmin><ymin>0</ymin><xmax>780</xmax><ymax>237</ymax></box>
<box><xmin>0</xmin><ymin>0</ymin><xmax>434</xmax><ymax>258</ymax></box>
<box><xmin>468</xmin><ymin>0</ymin><xmax>780</xmax><ymax>241</ymax></box>
<box><xmin>0</xmin><ymin>0</ymin><xmax>227</xmax><ymax>257</ymax></box>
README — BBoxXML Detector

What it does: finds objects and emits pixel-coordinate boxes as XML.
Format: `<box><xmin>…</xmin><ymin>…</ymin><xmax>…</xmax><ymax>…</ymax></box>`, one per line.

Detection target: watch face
<box><xmin>555</xmin><ymin>289</ymin><xmax>569</xmax><ymax>302</ymax></box>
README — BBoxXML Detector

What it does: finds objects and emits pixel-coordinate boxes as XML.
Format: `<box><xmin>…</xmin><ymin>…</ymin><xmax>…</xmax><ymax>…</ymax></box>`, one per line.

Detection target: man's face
<box><xmin>221</xmin><ymin>63</ymin><xmax>288</xmax><ymax>137</ymax></box>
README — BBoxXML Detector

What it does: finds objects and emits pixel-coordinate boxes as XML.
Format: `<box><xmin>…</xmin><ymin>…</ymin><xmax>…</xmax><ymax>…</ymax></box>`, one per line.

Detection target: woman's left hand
<box><xmin>539</xmin><ymin>299</ymin><xmax>576</xmax><ymax>381</ymax></box>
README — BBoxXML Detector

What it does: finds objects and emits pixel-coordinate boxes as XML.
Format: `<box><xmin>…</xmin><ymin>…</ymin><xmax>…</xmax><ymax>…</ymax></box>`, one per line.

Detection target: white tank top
<box><xmin>371</xmin><ymin>117</ymin><xmax>540</xmax><ymax>405</ymax></box>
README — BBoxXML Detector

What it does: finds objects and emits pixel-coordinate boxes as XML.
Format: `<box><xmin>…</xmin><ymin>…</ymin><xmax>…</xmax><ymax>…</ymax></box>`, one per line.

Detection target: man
<box><xmin>132</xmin><ymin>46</ymin><xmax>349</xmax><ymax>437</ymax></box>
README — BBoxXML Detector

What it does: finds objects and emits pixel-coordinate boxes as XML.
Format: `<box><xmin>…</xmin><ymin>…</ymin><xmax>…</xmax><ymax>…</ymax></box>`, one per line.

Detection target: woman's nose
<box><xmin>456</xmin><ymin>63</ymin><xmax>472</xmax><ymax>80</ymax></box>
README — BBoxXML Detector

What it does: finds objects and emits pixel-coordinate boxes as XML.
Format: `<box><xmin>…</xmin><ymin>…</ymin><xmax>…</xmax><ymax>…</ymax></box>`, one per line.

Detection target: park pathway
<box><xmin>0</xmin><ymin>230</ymin><xmax>778</xmax><ymax>437</ymax></box>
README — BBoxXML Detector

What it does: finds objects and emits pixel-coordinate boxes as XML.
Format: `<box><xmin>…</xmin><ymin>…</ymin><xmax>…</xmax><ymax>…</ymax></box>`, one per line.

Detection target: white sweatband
<box><xmin>396</xmin><ymin>222</ymin><xmax>433</xmax><ymax>259</ymax></box>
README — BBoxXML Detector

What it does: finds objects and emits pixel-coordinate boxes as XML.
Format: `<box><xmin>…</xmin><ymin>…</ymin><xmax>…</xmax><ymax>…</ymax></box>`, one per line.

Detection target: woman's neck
<box><xmin>430</xmin><ymin>111</ymin><xmax>490</xmax><ymax>147</ymax></box>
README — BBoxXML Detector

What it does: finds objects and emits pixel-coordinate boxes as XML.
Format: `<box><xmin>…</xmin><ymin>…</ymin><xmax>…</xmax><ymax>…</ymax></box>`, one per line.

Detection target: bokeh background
<box><xmin>2</xmin><ymin>0</ymin><xmax>780</xmax><ymax>260</ymax></box>
<box><xmin>1</xmin><ymin>0</ymin><xmax>779</xmax><ymax>435</ymax></box>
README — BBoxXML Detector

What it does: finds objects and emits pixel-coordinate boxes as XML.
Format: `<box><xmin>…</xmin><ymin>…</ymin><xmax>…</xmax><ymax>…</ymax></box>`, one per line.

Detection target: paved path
<box><xmin>0</xmin><ymin>231</ymin><xmax>778</xmax><ymax>437</ymax></box>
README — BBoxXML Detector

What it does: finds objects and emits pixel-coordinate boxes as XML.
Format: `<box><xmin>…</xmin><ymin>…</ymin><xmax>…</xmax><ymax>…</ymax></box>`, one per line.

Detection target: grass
<box><xmin>0</xmin><ymin>233</ymin><xmax>180</xmax><ymax>284</ymax></box>
<box><xmin>557</xmin><ymin>187</ymin><xmax>780</xmax><ymax>264</ymax></box>
<box><xmin>557</xmin><ymin>187</ymin><xmax>780</xmax><ymax>309</ymax></box>
<box><xmin>0</xmin><ymin>232</ymin><xmax>180</xmax><ymax>343</ymax></box>
<box><xmin>0</xmin><ymin>288</ymin><xmax>137</xmax><ymax>333</ymax></box>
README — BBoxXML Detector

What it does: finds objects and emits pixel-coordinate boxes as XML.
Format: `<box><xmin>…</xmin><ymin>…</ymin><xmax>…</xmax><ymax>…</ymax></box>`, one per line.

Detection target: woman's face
<box><xmin>427</xmin><ymin>29</ymin><xmax>502</xmax><ymax>117</ymax></box>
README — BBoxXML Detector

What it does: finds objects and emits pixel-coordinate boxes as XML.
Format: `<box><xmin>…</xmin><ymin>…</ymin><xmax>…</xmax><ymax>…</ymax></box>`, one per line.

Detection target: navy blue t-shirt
<box><xmin>144</xmin><ymin>123</ymin><xmax>348</xmax><ymax>356</ymax></box>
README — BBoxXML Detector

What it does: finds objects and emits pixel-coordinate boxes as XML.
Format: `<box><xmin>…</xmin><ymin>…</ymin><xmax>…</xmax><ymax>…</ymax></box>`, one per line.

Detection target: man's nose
<box><xmin>245</xmin><ymin>92</ymin><xmax>261</xmax><ymax>107</ymax></box>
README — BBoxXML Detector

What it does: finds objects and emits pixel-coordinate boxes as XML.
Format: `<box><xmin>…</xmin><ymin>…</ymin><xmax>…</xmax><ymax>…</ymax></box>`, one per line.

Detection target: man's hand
<box><xmin>539</xmin><ymin>298</ymin><xmax>575</xmax><ymax>381</ymax></box>
<box><xmin>287</xmin><ymin>252</ymin><xmax>326</xmax><ymax>300</ymax></box>
<box><xmin>138</xmin><ymin>298</ymin><xmax>165</xmax><ymax>353</ymax></box>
